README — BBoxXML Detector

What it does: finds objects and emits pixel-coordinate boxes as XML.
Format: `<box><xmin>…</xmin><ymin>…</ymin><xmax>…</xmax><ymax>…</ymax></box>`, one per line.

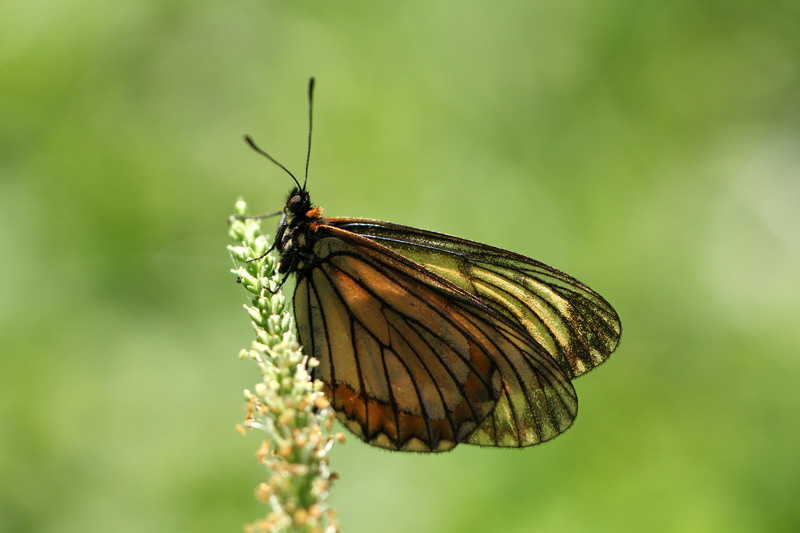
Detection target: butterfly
<box><xmin>244</xmin><ymin>78</ymin><xmax>621</xmax><ymax>452</ymax></box>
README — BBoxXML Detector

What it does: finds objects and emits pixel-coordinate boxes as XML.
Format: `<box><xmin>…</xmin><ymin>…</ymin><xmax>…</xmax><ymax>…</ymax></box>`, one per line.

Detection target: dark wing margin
<box><xmin>294</xmin><ymin>225</ymin><xmax>577</xmax><ymax>451</ymax></box>
<box><xmin>329</xmin><ymin>218</ymin><xmax>622</xmax><ymax>379</ymax></box>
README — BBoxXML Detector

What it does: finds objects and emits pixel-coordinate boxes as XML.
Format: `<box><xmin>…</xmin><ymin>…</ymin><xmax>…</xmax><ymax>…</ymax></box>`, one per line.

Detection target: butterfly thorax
<box><xmin>276</xmin><ymin>188</ymin><xmax>325</xmax><ymax>275</ymax></box>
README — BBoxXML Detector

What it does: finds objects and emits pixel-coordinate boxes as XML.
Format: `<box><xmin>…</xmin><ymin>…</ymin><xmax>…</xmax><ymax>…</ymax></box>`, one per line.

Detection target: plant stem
<box><xmin>228</xmin><ymin>198</ymin><xmax>343</xmax><ymax>533</ymax></box>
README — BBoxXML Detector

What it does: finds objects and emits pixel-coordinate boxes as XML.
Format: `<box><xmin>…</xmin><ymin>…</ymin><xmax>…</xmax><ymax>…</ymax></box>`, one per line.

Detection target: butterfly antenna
<box><xmin>303</xmin><ymin>77</ymin><xmax>315</xmax><ymax>191</ymax></box>
<box><xmin>243</xmin><ymin>135</ymin><xmax>303</xmax><ymax>191</ymax></box>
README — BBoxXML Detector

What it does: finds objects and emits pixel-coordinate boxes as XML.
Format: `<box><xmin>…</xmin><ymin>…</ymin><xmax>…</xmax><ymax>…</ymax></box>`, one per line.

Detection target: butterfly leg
<box><xmin>245</xmin><ymin>212</ymin><xmax>288</xmax><ymax>263</ymax></box>
<box><xmin>267</xmin><ymin>268</ymin><xmax>294</xmax><ymax>294</ymax></box>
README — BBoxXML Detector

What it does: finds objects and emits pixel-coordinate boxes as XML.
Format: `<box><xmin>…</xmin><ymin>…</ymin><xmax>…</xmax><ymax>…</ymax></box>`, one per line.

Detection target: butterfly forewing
<box><xmin>327</xmin><ymin>218</ymin><xmax>621</xmax><ymax>379</ymax></box>
<box><xmin>293</xmin><ymin>226</ymin><xmax>578</xmax><ymax>451</ymax></box>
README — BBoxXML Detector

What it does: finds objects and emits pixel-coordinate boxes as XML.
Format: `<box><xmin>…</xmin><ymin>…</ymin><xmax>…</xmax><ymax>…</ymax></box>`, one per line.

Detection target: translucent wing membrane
<box><xmin>294</xmin><ymin>226</ymin><xmax>577</xmax><ymax>451</ymax></box>
<box><xmin>466</xmin><ymin>322</ymin><xmax>577</xmax><ymax>447</ymax></box>
<box><xmin>329</xmin><ymin>219</ymin><xmax>622</xmax><ymax>379</ymax></box>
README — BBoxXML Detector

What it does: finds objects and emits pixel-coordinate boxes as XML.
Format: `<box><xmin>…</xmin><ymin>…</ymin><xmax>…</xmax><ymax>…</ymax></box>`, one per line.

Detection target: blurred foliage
<box><xmin>1</xmin><ymin>1</ymin><xmax>799</xmax><ymax>532</ymax></box>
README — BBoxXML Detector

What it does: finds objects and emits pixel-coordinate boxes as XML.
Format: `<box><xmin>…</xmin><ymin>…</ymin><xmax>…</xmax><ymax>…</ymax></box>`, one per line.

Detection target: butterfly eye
<box><xmin>287</xmin><ymin>194</ymin><xmax>304</xmax><ymax>213</ymax></box>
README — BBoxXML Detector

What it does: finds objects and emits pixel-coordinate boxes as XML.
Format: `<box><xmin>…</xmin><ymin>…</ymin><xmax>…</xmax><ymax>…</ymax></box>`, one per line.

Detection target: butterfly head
<box><xmin>285</xmin><ymin>187</ymin><xmax>312</xmax><ymax>216</ymax></box>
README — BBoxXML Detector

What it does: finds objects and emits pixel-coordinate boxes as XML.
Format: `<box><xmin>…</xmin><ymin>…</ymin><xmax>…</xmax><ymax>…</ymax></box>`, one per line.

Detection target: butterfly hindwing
<box><xmin>328</xmin><ymin>218</ymin><xmax>621</xmax><ymax>379</ymax></box>
<box><xmin>464</xmin><ymin>317</ymin><xmax>578</xmax><ymax>447</ymax></box>
<box><xmin>293</xmin><ymin>225</ymin><xmax>577</xmax><ymax>450</ymax></box>
<box><xmin>295</xmin><ymin>230</ymin><xmax>502</xmax><ymax>451</ymax></box>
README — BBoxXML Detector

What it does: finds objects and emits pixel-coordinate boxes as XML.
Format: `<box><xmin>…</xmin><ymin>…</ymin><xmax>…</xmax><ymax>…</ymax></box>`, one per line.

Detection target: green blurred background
<box><xmin>2</xmin><ymin>1</ymin><xmax>799</xmax><ymax>531</ymax></box>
